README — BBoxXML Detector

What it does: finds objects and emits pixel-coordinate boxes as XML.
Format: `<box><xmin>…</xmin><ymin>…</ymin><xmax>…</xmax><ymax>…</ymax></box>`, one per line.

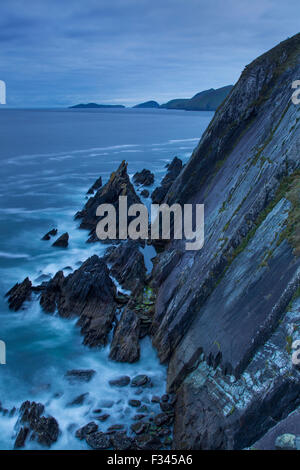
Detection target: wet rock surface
<box><xmin>5</xmin><ymin>277</ymin><xmax>32</xmax><ymax>311</ymax></box>
<box><xmin>52</xmin><ymin>232</ymin><xmax>69</xmax><ymax>248</ymax></box>
<box><xmin>75</xmin><ymin>160</ymin><xmax>142</xmax><ymax>243</ymax></box>
<box><xmin>65</xmin><ymin>369</ymin><xmax>96</xmax><ymax>383</ymax></box>
<box><xmin>151</xmin><ymin>157</ymin><xmax>183</xmax><ymax>204</ymax></box>
<box><xmin>41</xmin><ymin>228</ymin><xmax>57</xmax><ymax>241</ymax></box>
<box><xmin>108</xmin><ymin>375</ymin><xmax>130</xmax><ymax>387</ymax></box>
<box><xmin>39</xmin><ymin>255</ymin><xmax>117</xmax><ymax>347</ymax></box>
<box><xmin>14</xmin><ymin>401</ymin><xmax>59</xmax><ymax>448</ymax></box>
<box><xmin>104</xmin><ymin>240</ymin><xmax>146</xmax><ymax>292</ymax></box>
<box><xmin>87</xmin><ymin>176</ymin><xmax>102</xmax><ymax>195</ymax></box>
<box><xmin>149</xmin><ymin>34</ymin><xmax>300</xmax><ymax>449</ymax></box>
<box><xmin>133</xmin><ymin>169</ymin><xmax>154</xmax><ymax>186</ymax></box>
<box><xmin>109</xmin><ymin>308</ymin><xmax>141</xmax><ymax>362</ymax></box>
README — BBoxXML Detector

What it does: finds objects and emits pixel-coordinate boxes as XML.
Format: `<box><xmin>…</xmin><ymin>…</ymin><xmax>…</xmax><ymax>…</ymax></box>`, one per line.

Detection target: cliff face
<box><xmin>150</xmin><ymin>33</ymin><xmax>300</xmax><ymax>449</ymax></box>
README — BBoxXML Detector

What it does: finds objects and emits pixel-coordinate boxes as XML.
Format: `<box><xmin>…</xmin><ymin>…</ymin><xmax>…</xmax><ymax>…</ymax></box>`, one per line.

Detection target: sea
<box><xmin>0</xmin><ymin>107</ymin><xmax>213</xmax><ymax>449</ymax></box>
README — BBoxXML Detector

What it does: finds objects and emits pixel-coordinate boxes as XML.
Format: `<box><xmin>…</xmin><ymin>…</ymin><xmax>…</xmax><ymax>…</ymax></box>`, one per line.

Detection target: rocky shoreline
<box><xmin>4</xmin><ymin>157</ymin><xmax>181</xmax><ymax>450</ymax></box>
<box><xmin>3</xmin><ymin>33</ymin><xmax>300</xmax><ymax>450</ymax></box>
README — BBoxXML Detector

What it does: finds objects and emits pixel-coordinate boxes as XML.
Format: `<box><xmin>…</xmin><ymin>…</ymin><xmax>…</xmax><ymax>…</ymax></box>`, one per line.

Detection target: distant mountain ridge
<box><xmin>69</xmin><ymin>85</ymin><xmax>233</xmax><ymax>111</ymax></box>
<box><xmin>133</xmin><ymin>100</ymin><xmax>160</xmax><ymax>108</ymax></box>
<box><xmin>160</xmin><ymin>85</ymin><xmax>234</xmax><ymax>111</ymax></box>
<box><xmin>69</xmin><ymin>103</ymin><xmax>125</xmax><ymax>109</ymax></box>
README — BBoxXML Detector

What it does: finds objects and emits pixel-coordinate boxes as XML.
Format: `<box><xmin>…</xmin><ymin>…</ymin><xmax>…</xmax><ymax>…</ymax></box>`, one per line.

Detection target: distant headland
<box><xmin>69</xmin><ymin>102</ymin><xmax>125</xmax><ymax>109</ymax></box>
<box><xmin>69</xmin><ymin>85</ymin><xmax>234</xmax><ymax>111</ymax></box>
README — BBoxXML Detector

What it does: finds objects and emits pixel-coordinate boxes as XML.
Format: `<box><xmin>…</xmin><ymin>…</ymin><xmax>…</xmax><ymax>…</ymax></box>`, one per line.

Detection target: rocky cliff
<box><xmin>150</xmin><ymin>33</ymin><xmax>300</xmax><ymax>449</ymax></box>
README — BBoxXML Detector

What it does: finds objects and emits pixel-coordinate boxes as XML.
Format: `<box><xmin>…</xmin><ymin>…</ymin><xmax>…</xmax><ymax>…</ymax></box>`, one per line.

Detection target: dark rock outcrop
<box><xmin>5</xmin><ymin>278</ymin><xmax>32</xmax><ymax>311</ymax></box>
<box><xmin>133</xmin><ymin>169</ymin><xmax>154</xmax><ymax>186</ymax></box>
<box><xmin>141</xmin><ymin>189</ymin><xmax>149</xmax><ymax>198</ymax></box>
<box><xmin>109</xmin><ymin>308</ymin><xmax>141</xmax><ymax>362</ymax></box>
<box><xmin>75</xmin><ymin>161</ymin><xmax>142</xmax><ymax>243</ymax></box>
<box><xmin>14</xmin><ymin>401</ymin><xmax>59</xmax><ymax>448</ymax></box>
<box><xmin>52</xmin><ymin>232</ymin><xmax>69</xmax><ymax>248</ymax></box>
<box><xmin>40</xmin><ymin>255</ymin><xmax>117</xmax><ymax>347</ymax></box>
<box><xmin>151</xmin><ymin>157</ymin><xmax>183</xmax><ymax>204</ymax></box>
<box><xmin>87</xmin><ymin>176</ymin><xmax>102</xmax><ymax>195</ymax></box>
<box><xmin>41</xmin><ymin>228</ymin><xmax>57</xmax><ymax>241</ymax></box>
<box><xmin>104</xmin><ymin>240</ymin><xmax>147</xmax><ymax>291</ymax></box>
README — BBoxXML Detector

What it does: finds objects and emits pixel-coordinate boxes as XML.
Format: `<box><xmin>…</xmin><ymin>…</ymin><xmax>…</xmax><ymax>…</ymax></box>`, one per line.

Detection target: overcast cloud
<box><xmin>0</xmin><ymin>0</ymin><xmax>299</xmax><ymax>107</ymax></box>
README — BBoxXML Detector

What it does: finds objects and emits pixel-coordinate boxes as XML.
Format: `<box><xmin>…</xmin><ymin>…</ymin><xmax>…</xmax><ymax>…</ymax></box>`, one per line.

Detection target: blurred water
<box><xmin>0</xmin><ymin>107</ymin><xmax>213</xmax><ymax>449</ymax></box>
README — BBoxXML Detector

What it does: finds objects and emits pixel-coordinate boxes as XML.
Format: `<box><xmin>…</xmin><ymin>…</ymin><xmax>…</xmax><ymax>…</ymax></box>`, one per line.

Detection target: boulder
<box><xmin>109</xmin><ymin>376</ymin><xmax>130</xmax><ymax>387</ymax></box>
<box><xmin>75</xmin><ymin>422</ymin><xmax>98</xmax><ymax>440</ymax></box>
<box><xmin>131</xmin><ymin>375</ymin><xmax>150</xmax><ymax>387</ymax></box>
<box><xmin>86</xmin><ymin>431</ymin><xmax>111</xmax><ymax>449</ymax></box>
<box><xmin>110</xmin><ymin>432</ymin><xmax>133</xmax><ymax>450</ymax></box>
<box><xmin>129</xmin><ymin>399</ymin><xmax>141</xmax><ymax>407</ymax></box>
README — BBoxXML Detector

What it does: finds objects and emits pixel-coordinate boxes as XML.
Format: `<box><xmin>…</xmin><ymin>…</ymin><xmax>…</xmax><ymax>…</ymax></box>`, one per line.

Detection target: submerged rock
<box><xmin>52</xmin><ymin>232</ymin><xmax>69</xmax><ymax>248</ymax></box>
<box><xmin>65</xmin><ymin>369</ymin><xmax>96</xmax><ymax>383</ymax></box>
<box><xmin>67</xmin><ymin>393</ymin><xmax>89</xmax><ymax>407</ymax></box>
<box><xmin>133</xmin><ymin>169</ymin><xmax>154</xmax><ymax>186</ymax></box>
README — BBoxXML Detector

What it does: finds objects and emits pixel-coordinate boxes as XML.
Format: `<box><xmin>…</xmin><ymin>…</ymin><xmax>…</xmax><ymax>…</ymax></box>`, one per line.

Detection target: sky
<box><xmin>0</xmin><ymin>0</ymin><xmax>299</xmax><ymax>107</ymax></box>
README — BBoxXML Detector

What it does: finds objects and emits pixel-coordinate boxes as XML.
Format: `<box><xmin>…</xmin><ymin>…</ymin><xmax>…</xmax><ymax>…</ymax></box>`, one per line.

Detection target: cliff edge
<box><xmin>151</xmin><ymin>33</ymin><xmax>300</xmax><ymax>449</ymax></box>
